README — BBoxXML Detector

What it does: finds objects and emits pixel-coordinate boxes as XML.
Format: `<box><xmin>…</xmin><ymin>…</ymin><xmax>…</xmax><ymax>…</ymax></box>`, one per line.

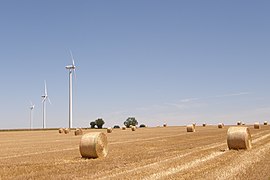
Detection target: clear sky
<box><xmin>0</xmin><ymin>1</ymin><xmax>270</xmax><ymax>129</ymax></box>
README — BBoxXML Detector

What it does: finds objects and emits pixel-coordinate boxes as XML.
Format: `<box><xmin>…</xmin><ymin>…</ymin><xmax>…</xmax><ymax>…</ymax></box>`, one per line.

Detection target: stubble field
<box><xmin>0</xmin><ymin>125</ymin><xmax>269</xmax><ymax>180</ymax></box>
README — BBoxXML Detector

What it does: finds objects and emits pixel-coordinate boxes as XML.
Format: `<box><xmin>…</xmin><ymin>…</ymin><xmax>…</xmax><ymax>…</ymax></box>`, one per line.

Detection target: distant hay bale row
<box><xmin>187</xmin><ymin>124</ymin><xmax>195</xmax><ymax>132</ymax></box>
<box><xmin>227</xmin><ymin>127</ymin><xmax>252</xmax><ymax>150</ymax></box>
<box><xmin>58</xmin><ymin>128</ymin><xmax>70</xmax><ymax>134</ymax></box>
<box><xmin>79</xmin><ymin>132</ymin><xmax>108</xmax><ymax>159</ymax></box>
<box><xmin>59</xmin><ymin>128</ymin><xmax>83</xmax><ymax>135</ymax></box>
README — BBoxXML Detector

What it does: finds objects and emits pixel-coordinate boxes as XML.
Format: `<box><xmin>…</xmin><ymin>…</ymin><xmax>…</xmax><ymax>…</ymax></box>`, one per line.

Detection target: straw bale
<box><xmin>107</xmin><ymin>127</ymin><xmax>112</xmax><ymax>133</ymax></box>
<box><xmin>75</xmin><ymin>128</ymin><xmax>83</xmax><ymax>136</ymax></box>
<box><xmin>64</xmin><ymin>128</ymin><xmax>70</xmax><ymax>134</ymax></box>
<box><xmin>79</xmin><ymin>132</ymin><xmax>108</xmax><ymax>158</ymax></box>
<box><xmin>187</xmin><ymin>124</ymin><xmax>195</xmax><ymax>132</ymax></box>
<box><xmin>254</xmin><ymin>122</ymin><xmax>260</xmax><ymax>129</ymax></box>
<box><xmin>227</xmin><ymin>127</ymin><xmax>252</xmax><ymax>150</ymax></box>
<box><xmin>131</xmin><ymin>126</ymin><xmax>136</xmax><ymax>131</ymax></box>
<box><xmin>237</xmin><ymin>121</ymin><xmax>242</xmax><ymax>125</ymax></box>
<box><xmin>59</xmin><ymin>128</ymin><xmax>64</xmax><ymax>134</ymax></box>
<box><xmin>218</xmin><ymin>123</ymin><xmax>224</xmax><ymax>128</ymax></box>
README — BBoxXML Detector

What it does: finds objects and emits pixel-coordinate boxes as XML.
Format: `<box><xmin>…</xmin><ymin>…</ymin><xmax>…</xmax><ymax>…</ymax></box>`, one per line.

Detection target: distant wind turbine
<box><xmin>29</xmin><ymin>101</ymin><xmax>35</xmax><ymax>129</ymax></box>
<box><xmin>41</xmin><ymin>81</ymin><xmax>51</xmax><ymax>129</ymax></box>
<box><xmin>65</xmin><ymin>50</ymin><xmax>76</xmax><ymax>128</ymax></box>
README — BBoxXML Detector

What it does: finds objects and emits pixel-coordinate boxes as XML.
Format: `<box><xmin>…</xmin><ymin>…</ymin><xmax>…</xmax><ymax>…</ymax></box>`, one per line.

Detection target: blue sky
<box><xmin>0</xmin><ymin>1</ymin><xmax>270</xmax><ymax>129</ymax></box>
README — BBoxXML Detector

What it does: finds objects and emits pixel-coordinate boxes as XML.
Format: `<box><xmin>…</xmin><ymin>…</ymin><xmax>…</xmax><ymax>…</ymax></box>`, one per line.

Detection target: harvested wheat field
<box><xmin>0</xmin><ymin>125</ymin><xmax>269</xmax><ymax>180</ymax></box>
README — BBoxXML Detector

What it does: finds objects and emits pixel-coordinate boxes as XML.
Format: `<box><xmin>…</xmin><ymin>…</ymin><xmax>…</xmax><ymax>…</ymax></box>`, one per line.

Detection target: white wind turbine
<box><xmin>29</xmin><ymin>101</ymin><xmax>35</xmax><ymax>129</ymax></box>
<box><xmin>65</xmin><ymin>50</ymin><xmax>76</xmax><ymax>128</ymax></box>
<box><xmin>41</xmin><ymin>81</ymin><xmax>51</xmax><ymax>129</ymax></box>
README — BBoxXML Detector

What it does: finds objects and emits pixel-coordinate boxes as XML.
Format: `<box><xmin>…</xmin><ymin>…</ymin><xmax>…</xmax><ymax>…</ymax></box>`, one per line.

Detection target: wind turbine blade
<box><xmin>69</xmin><ymin>50</ymin><xmax>75</xmax><ymax>66</ymax></box>
<box><xmin>48</xmin><ymin>97</ymin><xmax>52</xmax><ymax>105</ymax></box>
<box><xmin>73</xmin><ymin>68</ymin><xmax>77</xmax><ymax>80</ymax></box>
<box><xmin>44</xmin><ymin>80</ymin><xmax>47</xmax><ymax>96</ymax></box>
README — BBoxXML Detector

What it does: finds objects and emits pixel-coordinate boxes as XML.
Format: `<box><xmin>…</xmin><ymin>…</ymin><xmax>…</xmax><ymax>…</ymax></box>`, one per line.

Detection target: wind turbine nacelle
<box><xmin>65</xmin><ymin>65</ymin><xmax>75</xmax><ymax>69</ymax></box>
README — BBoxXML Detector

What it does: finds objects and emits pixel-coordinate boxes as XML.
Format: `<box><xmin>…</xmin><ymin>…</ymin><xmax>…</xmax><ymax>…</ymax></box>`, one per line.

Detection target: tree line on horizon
<box><xmin>89</xmin><ymin>117</ymin><xmax>146</xmax><ymax>129</ymax></box>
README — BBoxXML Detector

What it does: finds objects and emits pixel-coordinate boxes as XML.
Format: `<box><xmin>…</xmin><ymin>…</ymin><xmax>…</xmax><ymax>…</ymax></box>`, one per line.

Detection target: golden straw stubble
<box><xmin>227</xmin><ymin>127</ymin><xmax>252</xmax><ymax>150</ymax></box>
<box><xmin>79</xmin><ymin>132</ymin><xmax>108</xmax><ymax>158</ymax></box>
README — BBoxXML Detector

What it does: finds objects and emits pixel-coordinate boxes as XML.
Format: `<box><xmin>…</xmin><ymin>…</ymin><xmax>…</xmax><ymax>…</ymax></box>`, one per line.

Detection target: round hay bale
<box><xmin>202</xmin><ymin>123</ymin><xmax>206</xmax><ymax>127</ymax></box>
<box><xmin>187</xmin><ymin>124</ymin><xmax>195</xmax><ymax>132</ymax></box>
<box><xmin>58</xmin><ymin>128</ymin><xmax>64</xmax><ymax>134</ymax></box>
<box><xmin>237</xmin><ymin>121</ymin><xmax>242</xmax><ymax>125</ymax></box>
<box><xmin>254</xmin><ymin>122</ymin><xmax>260</xmax><ymax>129</ymax></box>
<box><xmin>79</xmin><ymin>132</ymin><xmax>108</xmax><ymax>158</ymax></box>
<box><xmin>64</xmin><ymin>128</ymin><xmax>70</xmax><ymax>134</ymax></box>
<box><xmin>264</xmin><ymin>121</ymin><xmax>268</xmax><ymax>125</ymax></box>
<box><xmin>107</xmin><ymin>127</ymin><xmax>112</xmax><ymax>133</ymax></box>
<box><xmin>74</xmin><ymin>128</ymin><xmax>83</xmax><ymax>136</ymax></box>
<box><xmin>242</xmin><ymin>122</ymin><xmax>245</xmax><ymax>125</ymax></box>
<box><xmin>218</xmin><ymin>123</ymin><xmax>224</xmax><ymax>128</ymax></box>
<box><xmin>163</xmin><ymin>123</ymin><xmax>167</xmax><ymax>127</ymax></box>
<box><xmin>131</xmin><ymin>126</ymin><xmax>136</xmax><ymax>131</ymax></box>
<box><xmin>227</xmin><ymin>127</ymin><xmax>252</xmax><ymax>150</ymax></box>
<box><xmin>121</xmin><ymin>126</ymin><xmax>126</xmax><ymax>130</ymax></box>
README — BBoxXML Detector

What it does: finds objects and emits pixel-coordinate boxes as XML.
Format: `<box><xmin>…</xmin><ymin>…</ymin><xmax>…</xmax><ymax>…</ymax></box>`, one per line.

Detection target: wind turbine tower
<box><xmin>41</xmin><ymin>81</ymin><xmax>51</xmax><ymax>129</ymax></box>
<box><xmin>29</xmin><ymin>101</ymin><xmax>35</xmax><ymax>129</ymax></box>
<box><xmin>65</xmin><ymin>51</ymin><xmax>76</xmax><ymax>128</ymax></box>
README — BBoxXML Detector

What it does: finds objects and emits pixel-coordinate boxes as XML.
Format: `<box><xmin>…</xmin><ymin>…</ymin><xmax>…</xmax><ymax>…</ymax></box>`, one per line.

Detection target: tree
<box><xmin>124</xmin><ymin>117</ymin><xmax>138</xmax><ymax>128</ymax></box>
<box><xmin>95</xmin><ymin>118</ymin><xmax>105</xmax><ymax>129</ymax></box>
<box><xmin>113</xmin><ymin>125</ymin><xmax>120</xmax><ymax>129</ymax></box>
<box><xmin>90</xmin><ymin>121</ymin><xmax>96</xmax><ymax>129</ymax></box>
<box><xmin>139</xmin><ymin>124</ymin><xmax>146</xmax><ymax>128</ymax></box>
